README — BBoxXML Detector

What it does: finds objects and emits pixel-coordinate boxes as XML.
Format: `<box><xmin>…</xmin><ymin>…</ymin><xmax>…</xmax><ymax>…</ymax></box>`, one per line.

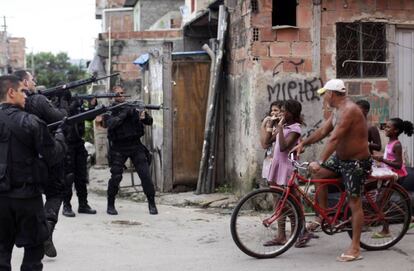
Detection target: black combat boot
<box><xmin>62</xmin><ymin>203</ymin><xmax>76</xmax><ymax>217</ymax></box>
<box><xmin>78</xmin><ymin>199</ymin><xmax>97</xmax><ymax>214</ymax></box>
<box><xmin>148</xmin><ymin>197</ymin><xmax>158</xmax><ymax>215</ymax></box>
<box><xmin>107</xmin><ymin>197</ymin><xmax>118</xmax><ymax>215</ymax></box>
<box><xmin>44</xmin><ymin>222</ymin><xmax>57</xmax><ymax>258</ymax></box>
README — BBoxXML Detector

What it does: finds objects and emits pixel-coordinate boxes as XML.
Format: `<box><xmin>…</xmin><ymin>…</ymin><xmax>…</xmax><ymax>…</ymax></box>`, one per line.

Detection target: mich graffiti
<box><xmin>267</xmin><ymin>77</ymin><xmax>323</xmax><ymax>102</ymax></box>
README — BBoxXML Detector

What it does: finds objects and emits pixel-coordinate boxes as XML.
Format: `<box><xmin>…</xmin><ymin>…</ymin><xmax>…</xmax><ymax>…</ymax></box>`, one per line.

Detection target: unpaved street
<box><xmin>10</xmin><ymin>192</ymin><xmax>414</xmax><ymax>271</ymax></box>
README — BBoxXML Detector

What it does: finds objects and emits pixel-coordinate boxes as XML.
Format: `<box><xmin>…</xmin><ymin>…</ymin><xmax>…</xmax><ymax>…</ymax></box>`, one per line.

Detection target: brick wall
<box><xmin>223</xmin><ymin>0</ymin><xmax>414</xmax><ymax>192</ymax></box>
<box><xmin>8</xmin><ymin>38</ymin><xmax>26</xmax><ymax>70</ymax></box>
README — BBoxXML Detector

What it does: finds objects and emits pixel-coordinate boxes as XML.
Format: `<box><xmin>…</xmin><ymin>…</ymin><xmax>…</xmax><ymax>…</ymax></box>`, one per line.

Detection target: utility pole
<box><xmin>1</xmin><ymin>16</ymin><xmax>7</xmax><ymax>32</ymax></box>
<box><xmin>0</xmin><ymin>16</ymin><xmax>9</xmax><ymax>74</ymax></box>
<box><xmin>31</xmin><ymin>48</ymin><xmax>35</xmax><ymax>76</ymax></box>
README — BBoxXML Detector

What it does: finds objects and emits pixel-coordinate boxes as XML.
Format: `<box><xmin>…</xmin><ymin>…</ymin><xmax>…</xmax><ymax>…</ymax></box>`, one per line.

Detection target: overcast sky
<box><xmin>1</xmin><ymin>0</ymin><xmax>102</xmax><ymax>60</ymax></box>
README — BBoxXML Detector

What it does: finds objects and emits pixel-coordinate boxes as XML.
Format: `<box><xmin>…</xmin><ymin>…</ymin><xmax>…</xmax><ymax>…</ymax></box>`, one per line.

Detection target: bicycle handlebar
<box><xmin>288</xmin><ymin>152</ymin><xmax>310</xmax><ymax>170</ymax></box>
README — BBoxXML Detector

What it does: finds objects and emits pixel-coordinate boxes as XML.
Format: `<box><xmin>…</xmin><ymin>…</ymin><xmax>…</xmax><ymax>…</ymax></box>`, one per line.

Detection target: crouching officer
<box><xmin>102</xmin><ymin>85</ymin><xmax>158</xmax><ymax>215</ymax></box>
<box><xmin>0</xmin><ymin>75</ymin><xmax>66</xmax><ymax>270</ymax></box>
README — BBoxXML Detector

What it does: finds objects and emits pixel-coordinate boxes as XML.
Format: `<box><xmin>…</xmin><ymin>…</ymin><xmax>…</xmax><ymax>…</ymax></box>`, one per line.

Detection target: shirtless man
<box><xmin>293</xmin><ymin>79</ymin><xmax>372</xmax><ymax>262</ymax></box>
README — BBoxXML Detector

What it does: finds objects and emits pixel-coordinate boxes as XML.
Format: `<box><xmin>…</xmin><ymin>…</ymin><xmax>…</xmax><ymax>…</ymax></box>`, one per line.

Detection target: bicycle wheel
<box><xmin>230</xmin><ymin>188</ymin><xmax>303</xmax><ymax>258</ymax></box>
<box><xmin>347</xmin><ymin>184</ymin><xmax>411</xmax><ymax>250</ymax></box>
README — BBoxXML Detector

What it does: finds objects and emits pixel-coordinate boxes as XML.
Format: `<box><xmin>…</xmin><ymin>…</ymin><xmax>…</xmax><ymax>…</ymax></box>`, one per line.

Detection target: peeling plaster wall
<box><xmin>225</xmin><ymin>0</ymin><xmax>414</xmax><ymax>194</ymax></box>
<box><xmin>97</xmin><ymin>37</ymin><xmax>183</xmax><ymax>95</ymax></box>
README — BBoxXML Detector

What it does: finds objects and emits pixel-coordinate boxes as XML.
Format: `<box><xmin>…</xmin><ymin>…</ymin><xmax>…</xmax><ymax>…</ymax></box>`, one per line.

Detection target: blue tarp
<box><xmin>133</xmin><ymin>53</ymin><xmax>150</xmax><ymax>69</ymax></box>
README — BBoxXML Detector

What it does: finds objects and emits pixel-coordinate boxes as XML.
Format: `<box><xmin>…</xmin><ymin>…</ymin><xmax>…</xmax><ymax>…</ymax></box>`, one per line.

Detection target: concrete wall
<box><xmin>0</xmin><ymin>32</ymin><xmax>26</xmax><ymax>74</ymax></box>
<box><xmin>105</xmin><ymin>10</ymin><xmax>134</xmax><ymax>32</ymax></box>
<box><xmin>94</xmin><ymin>30</ymin><xmax>183</xmax><ymax>166</ymax></box>
<box><xmin>139</xmin><ymin>0</ymin><xmax>184</xmax><ymax>30</ymax></box>
<box><xmin>224</xmin><ymin>0</ymin><xmax>414</xmax><ymax>194</ymax></box>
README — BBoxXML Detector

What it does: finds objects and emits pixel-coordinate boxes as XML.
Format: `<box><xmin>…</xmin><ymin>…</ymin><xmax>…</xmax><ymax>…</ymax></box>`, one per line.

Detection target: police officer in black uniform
<box><xmin>61</xmin><ymin>97</ymin><xmax>97</xmax><ymax>217</ymax></box>
<box><xmin>13</xmin><ymin>70</ymin><xmax>68</xmax><ymax>258</ymax></box>
<box><xmin>102</xmin><ymin>85</ymin><xmax>158</xmax><ymax>215</ymax></box>
<box><xmin>0</xmin><ymin>75</ymin><xmax>66</xmax><ymax>270</ymax></box>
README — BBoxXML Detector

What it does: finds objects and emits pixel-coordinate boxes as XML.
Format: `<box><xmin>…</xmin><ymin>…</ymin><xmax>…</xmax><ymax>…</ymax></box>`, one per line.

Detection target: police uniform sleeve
<box><xmin>141</xmin><ymin>111</ymin><xmax>153</xmax><ymax>126</ymax></box>
<box><xmin>36</xmin><ymin>94</ymin><xmax>67</xmax><ymax>124</ymax></box>
<box><xmin>27</xmin><ymin>114</ymin><xmax>67</xmax><ymax>167</ymax></box>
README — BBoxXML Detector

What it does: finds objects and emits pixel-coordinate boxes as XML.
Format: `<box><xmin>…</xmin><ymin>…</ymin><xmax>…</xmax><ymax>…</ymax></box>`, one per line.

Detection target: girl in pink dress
<box><xmin>372</xmin><ymin>118</ymin><xmax>413</xmax><ymax>238</ymax></box>
<box><xmin>260</xmin><ymin>101</ymin><xmax>284</xmax><ymax>181</ymax></box>
<box><xmin>264</xmin><ymin>100</ymin><xmax>303</xmax><ymax>246</ymax></box>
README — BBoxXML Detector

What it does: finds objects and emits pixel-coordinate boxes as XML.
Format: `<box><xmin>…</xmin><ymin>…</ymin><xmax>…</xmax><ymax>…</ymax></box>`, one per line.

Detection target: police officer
<box><xmin>13</xmin><ymin>70</ymin><xmax>68</xmax><ymax>258</ymax></box>
<box><xmin>0</xmin><ymin>75</ymin><xmax>66</xmax><ymax>270</ymax></box>
<box><xmin>61</xmin><ymin>96</ymin><xmax>97</xmax><ymax>217</ymax></box>
<box><xmin>102</xmin><ymin>85</ymin><xmax>158</xmax><ymax>215</ymax></box>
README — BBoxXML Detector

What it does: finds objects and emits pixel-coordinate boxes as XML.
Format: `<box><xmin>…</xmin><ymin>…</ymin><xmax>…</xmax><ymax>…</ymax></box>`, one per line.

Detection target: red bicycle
<box><xmin>230</xmin><ymin>158</ymin><xmax>412</xmax><ymax>258</ymax></box>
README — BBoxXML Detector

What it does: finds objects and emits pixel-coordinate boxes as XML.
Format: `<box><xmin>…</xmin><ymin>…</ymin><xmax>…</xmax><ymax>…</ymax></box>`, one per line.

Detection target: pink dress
<box><xmin>267</xmin><ymin>123</ymin><xmax>301</xmax><ymax>185</ymax></box>
<box><xmin>383</xmin><ymin>140</ymin><xmax>407</xmax><ymax>177</ymax></box>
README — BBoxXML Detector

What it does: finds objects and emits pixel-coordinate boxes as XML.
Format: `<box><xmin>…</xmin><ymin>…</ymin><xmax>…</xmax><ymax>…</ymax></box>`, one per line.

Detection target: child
<box><xmin>372</xmin><ymin>118</ymin><xmax>414</xmax><ymax>238</ymax></box>
<box><xmin>260</xmin><ymin>101</ymin><xmax>284</xmax><ymax>182</ymax></box>
<box><xmin>263</xmin><ymin>99</ymin><xmax>303</xmax><ymax>246</ymax></box>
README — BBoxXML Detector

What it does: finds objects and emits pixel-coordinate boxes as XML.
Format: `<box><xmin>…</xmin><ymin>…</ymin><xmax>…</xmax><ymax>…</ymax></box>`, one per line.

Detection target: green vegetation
<box><xmin>27</xmin><ymin>52</ymin><xmax>87</xmax><ymax>91</ymax></box>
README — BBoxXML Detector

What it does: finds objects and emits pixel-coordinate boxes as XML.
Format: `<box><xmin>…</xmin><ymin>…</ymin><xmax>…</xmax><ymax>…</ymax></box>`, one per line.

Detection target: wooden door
<box><xmin>172</xmin><ymin>59</ymin><xmax>210</xmax><ymax>186</ymax></box>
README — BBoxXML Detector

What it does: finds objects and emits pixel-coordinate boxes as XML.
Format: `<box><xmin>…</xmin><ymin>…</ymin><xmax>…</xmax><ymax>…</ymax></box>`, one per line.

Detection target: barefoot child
<box><xmin>264</xmin><ymin>99</ymin><xmax>303</xmax><ymax>246</ymax></box>
<box><xmin>372</xmin><ymin>118</ymin><xmax>414</xmax><ymax>238</ymax></box>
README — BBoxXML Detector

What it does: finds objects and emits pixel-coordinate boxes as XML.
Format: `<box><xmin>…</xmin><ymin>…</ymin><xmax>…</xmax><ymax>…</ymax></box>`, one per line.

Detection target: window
<box><xmin>336</xmin><ymin>22</ymin><xmax>387</xmax><ymax>78</ymax></box>
<box><xmin>251</xmin><ymin>0</ymin><xmax>258</xmax><ymax>13</ymax></box>
<box><xmin>252</xmin><ymin>28</ymin><xmax>259</xmax><ymax>41</ymax></box>
<box><xmin>272</xmin><ymin>0</ymin><xmax>297</xmax><ymax>27</ymax></box>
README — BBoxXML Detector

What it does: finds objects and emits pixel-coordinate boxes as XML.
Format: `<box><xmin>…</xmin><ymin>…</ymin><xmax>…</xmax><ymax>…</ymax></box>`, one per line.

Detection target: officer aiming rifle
<box><xmin>39</xmin><ymin>73</ymin><xmax>120</xmax><ymax>97</ymax></box>
<box><xmin>47</xmin><ymin>100</ymin><xmax>164</xmax><ymax>130</ymax></box>
<box><xmin>72</xmin><ymin>93</ymin><xmax>131</xmax><ymax>101</ymax></box>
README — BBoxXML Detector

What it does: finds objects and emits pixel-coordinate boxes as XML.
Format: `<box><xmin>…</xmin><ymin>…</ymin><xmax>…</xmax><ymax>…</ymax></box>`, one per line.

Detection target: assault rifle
<box><xmin>47</xmin><ymin>100</ymin><xmax>164</xmax><ymax>130</ymax></box>
<box><xmin>39</xmin><ymin>73</ymin><xmax>120</xmax><ymax>97</ymax></box>
<box><xmin>72</xmin><ymin>93</ymin><xmax>131</xmax><ymax>100</ymax></box>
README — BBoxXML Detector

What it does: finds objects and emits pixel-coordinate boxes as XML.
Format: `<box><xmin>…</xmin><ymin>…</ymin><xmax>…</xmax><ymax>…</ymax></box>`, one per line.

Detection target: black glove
<box><xmin>54</xmin><ymin>117</ymin><xmax>68</xmax><ymax>142</ymax></box>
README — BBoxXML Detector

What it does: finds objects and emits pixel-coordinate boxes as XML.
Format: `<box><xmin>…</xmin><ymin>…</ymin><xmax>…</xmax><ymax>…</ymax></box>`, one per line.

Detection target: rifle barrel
<box><xmin>40</xmin><ymin>73</ymin><xmax>120</xmax><ymax>97</ymax></box>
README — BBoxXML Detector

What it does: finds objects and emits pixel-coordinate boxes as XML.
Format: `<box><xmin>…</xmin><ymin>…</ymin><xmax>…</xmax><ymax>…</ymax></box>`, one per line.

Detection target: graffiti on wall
<box><xmin>272</xmin><ymin>59</ymin><xmax>305</xmax><ymax>76</ymax></box>
<box><xmin>267</xmin><ymin>77</ymin><xmax>323</xmax><ymax>103</ymax></box>
<box><xmin>368</xmin><ymin>95</ymin><xmax>389</xmax><ymax>124</ymax></box>
<box><xmin>266</xmin><ymin>75</ymin><xmax>323</xmax><ymax>144</ymax></box>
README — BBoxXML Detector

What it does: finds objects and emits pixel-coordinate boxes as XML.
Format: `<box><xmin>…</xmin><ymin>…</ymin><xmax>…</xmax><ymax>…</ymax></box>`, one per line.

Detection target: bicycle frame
<box><xmin>265</xmin><ymin>167</ymin><xmax>407</xmax><ymax>232</ymax></box>
<box><xmin>265</xmin><ymin>169</ymin><xmax>349</xmax><ymax>229</ymax></box>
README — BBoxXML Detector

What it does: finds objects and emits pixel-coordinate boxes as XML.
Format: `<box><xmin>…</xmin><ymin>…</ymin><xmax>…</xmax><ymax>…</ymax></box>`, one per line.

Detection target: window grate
<box><xmin>253</xmin><ymin>28</ymin><xmax>259</xmax><ymax>41</ymax></box>
<box><xmin>336</xmin><ymin>22</ymin><xmax>387</xmax><ymax>78</ymax></box>
<box><xmin>251</xmin><ymin>0</ymin><xmax>258</xmax><ymax>13</ymax></box>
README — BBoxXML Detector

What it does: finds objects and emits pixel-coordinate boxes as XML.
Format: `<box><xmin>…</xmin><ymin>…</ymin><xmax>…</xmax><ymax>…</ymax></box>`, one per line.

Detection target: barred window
<box><xmin>252</xmin><ymin>28</ymin><xmax>259</xmax><ymax>41</ymax></box>
<box><xmin>251</xmin><ymin>0</ymin><xmax>258</xmax><ymax>13</ymax></box>
<box><xmin>336</xmin><ymin>22</ymin><xmax>387</xmax><ymax>78</ymax></box>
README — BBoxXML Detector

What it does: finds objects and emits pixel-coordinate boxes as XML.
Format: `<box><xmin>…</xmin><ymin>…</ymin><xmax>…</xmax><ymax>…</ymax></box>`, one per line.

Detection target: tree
<box><xmin>27</xmin><ymin>52</ymin><xmax>87</xmax><ymax>92</ymax></box>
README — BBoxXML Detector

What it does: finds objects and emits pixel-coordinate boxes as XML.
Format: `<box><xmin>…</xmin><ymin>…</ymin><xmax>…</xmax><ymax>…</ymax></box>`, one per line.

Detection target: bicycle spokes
<box><xmin>230</xmin><ymin>188</ymin><xmax>302</xmax><ymax>258</ymax></box>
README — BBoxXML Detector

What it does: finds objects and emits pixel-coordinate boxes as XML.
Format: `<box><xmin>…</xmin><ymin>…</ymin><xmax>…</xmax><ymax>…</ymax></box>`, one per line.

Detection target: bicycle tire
<box><xmin>347</xmin><ymin>184</ymin><xmax>411</xmax><ymax>250</ymax></box>
<box><xmin>230</xmin><ymin>188</ymin><xmax>303</xmax><ymax>258</ymax></box>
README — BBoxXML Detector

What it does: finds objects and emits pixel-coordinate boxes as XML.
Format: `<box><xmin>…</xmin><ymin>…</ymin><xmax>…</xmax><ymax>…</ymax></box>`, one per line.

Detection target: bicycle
<box><xmin>230</xmin><ymin>158</ymin><xmax>412</xmax><ymax>258</ymax></box>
